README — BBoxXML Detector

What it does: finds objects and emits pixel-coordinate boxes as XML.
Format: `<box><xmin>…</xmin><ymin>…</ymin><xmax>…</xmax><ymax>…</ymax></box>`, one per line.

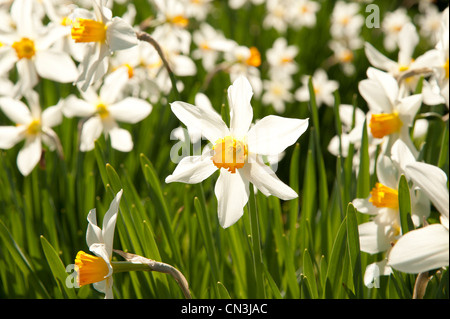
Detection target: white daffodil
<box><xmin>295</xmin><ymin>69</ymin><xmax>339</xmax><ymax>108</ymax></box>
<box><xmin>69</xmin><ymin>0</ymin><xmax>138</xmax><ymax>91</ymax></box>
<box><xmin>330</xmin><ymin>0</ymin><xmax>364</xmax><ymax>49</ymax></box>
<box><xmin>262</xmin><ymin>76</ymin><xmax>294</xmax><ymax>114</ymax></box>
<box><xmin>388</xmin><ymin>162</ymin><xmax>449</xmax><ymax>274</ymax></box>
<box><xmin>63</xmin><ymin>68</ymin><xmax>152</xmax><ymax>152</ymax></box>
<box><xmin>288</xmin><ymin>0</ymin><xmax>321</xmax><ymax>29</ymax></box>
<box><xmin>381</xmin><ymin>8</ymin><xmax>411</xmax><ymax>52</ymax></box>
<box><xmin>166</xmin><ymin>76</ymin><xmax>308</xmax><ymax>228</ymax></box>
<box><xmin>358</xmin><ymin>67</ymin><xmax>422</xmax><ymax>157</ymax></box>
<box><xmin>266</xmin><ymin>37</ymin><xmax>299</xmax><ymax>78</ymax></box>
<box><xmin>192</xmin><ymin>23</ymin><xmax>236</xmax><ymax>72</ymax></box>
<box><xmin>0</xmin><ymin>0</ymin><xmax>78</xmax><ymax>98</ymax></box>
<box><xmin>263</xmin><ymin>0</ymin><xmax>290</xmax><ymax>33</ymax></box>
<box><xmin>364</xmin><ymin>22</ymin><xmax>445</xmax><ymax>104</ymax></box>
<box><xmin>353</xmin><ymin>140</ymin><xmax>430</xmax><ymax>285</ymax></box>
<box><xmin>74</xmin><ymin>189</ymin><xmax>123</xmax><ymax>299</ymax></box>
<box><xmin>152</xmin><ymin>0</ymin><xmax>192</xmax><ymax>55</ymax></box>
<box><xmin>0</xmin><ymin>91</ymin><xmax>62</xmax><ymax>176</ymax></box>
<box><xmin>225</xmin><ymin>45</ymin><xmax>263</xmax><ymax>97</ymax></box>
<box><xmin>353</xmin><ymin>142</ymin><xmax>429</xmax><ymax>256</ymax></box>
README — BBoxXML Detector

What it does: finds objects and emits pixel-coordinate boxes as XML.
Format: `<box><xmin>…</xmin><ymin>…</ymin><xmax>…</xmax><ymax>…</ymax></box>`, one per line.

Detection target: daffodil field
<box><xmin>0</xmin><ymin>0</ymin><xmax>449</xmax><ymax>303</ymax></box>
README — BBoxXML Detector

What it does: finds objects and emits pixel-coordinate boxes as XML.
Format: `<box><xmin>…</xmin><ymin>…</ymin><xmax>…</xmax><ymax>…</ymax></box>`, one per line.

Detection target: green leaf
<box><xmin>40</xmin><ymin>235</ymin><xmax>78</xmax><ymax>299</ymax></box>
<box><xmin>323</xmin><ymin>217</ymin><xmax>347</xmax><ymax>298</ymax></box>
<box><xmin>217</xmin><ymin>281</ymin><xmax>231</xmax><ymax>299</ymax></box>
<box><xmin>357</xmin><ymin>118</ymin><xmax>370</xmax><ymax>198</ymax></box>
<box><xmin>398</xmin><ymin>175</ymin><xmax>415</xmax><ymax>234</ymax></box>
<box><xmin>303</xmin><ymin>249</ymin><xmax>319</xmax><ymax>299</ymax></box>
<box><xmin>0</xmin><ymin>220</ymin><xmax>50</xmax><ymax>298</ymax></box>
<box><xmin>140</xmin><ymin>153</ymin><xmax>183</xmax><ymax>267</ymax></box>
<box><xmin>346</xmin><ymin>203</ymin><xmax>363</xmax><ymax>298</ymax></box>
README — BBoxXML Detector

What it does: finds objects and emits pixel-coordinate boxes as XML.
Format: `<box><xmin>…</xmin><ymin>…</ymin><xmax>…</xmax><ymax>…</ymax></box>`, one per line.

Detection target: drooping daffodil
<box><xmin>74</xmin><ymin>189</ymin><xmax>123</xmax><ymax>299</ymax></box>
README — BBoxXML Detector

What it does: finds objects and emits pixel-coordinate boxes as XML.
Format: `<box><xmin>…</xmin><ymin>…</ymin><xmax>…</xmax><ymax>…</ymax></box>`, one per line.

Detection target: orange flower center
<box><xmin>71</xmin><ymin>18</ymin><xmax>107</xmax><ymax>43</ymax></box>
<box><xmin>74</xmin><ymin>251</ymin><xmax>110</xmax><ymax>287</ymax></box>
<box><xmin>369</xmin><ymin>183</ymin><xmax>399</xmax><ymax>209</ymax></box>
<box><xmin>212</xmin><ymin>136</ymin><xmax>248</xmax><ymax>173</ymax></box>
<box><xmin>12</xmin><ymin>38</ymin><xmax>36</xmax><ymax>59</ymax></box>
<box><xmin>246</xmin><ymin>47</ymin><xmax>261</xmax><ymax>67</ymax></box>
<box><xmin>369</xmin><ymin>112</ymin><xmax>403</xmax><ymax>138</ymax></box>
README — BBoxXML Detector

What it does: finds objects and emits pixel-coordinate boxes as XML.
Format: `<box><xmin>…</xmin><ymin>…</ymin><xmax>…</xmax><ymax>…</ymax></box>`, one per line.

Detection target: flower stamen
<box><xmin>75</xmin><ymin>251</ymin><xmax>110</xmax><ymax>287</ymax></box>
<box><xmin>369</xmin><ymin>112</ymin><xmax>403</xmax><ymax>138</ymax></box>
<box><xmin>71</xmin><ymin>18</ymin><xmax>107</xmax><ymax>43</ymax></box>
<box><xmin>212</xmin><ymin>136</ymin><xmax>248</xmax><ymax>173</ymax></box>
<box><xmin>369</xmin><ymin>183</ymin><xmax>399</xmax><ymax>209</ymax></box>
<box><xmin>12</xmin><ymin>38</ymin><xmax>36</xmax><ymax>59</ymax></box>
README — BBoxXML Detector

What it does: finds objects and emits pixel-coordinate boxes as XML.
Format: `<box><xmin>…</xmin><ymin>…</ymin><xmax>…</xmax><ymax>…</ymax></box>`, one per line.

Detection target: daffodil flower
<box><xmin>295</xmin><ymin>69</ymin><xmax>339</xmax><ymax>108</ymax></box>
<box><xmin>388</xmin><ymin>162</ymin><xmax>449</xmax><ymax>273</ymax></box>
<box><xmin>69</xmin><ymin>0</ymin><xmax>138</xmax><ymax>91</ymax></box>
<box><xmin>166</xmin><ymin>76</ymin><xmax>308</xmax><ymax>228</ymax></box>
<box><xmin>353</xmin><ymin>140</ymin><xmax>430</xmax><ymax>255</ymax></box>
<box><xmin>364</xmin><ymin>22</ymin><xmax>445</xmax><ymax>104</ymax></box>
<box><xmin>0</xmin><ymin>0</ymin><xmax>78</xmax><ymax>98</ymax></box>
<box><xmin>358</xmin><ymin>67</ymin><xmax>422</xmax><ymax>157</ymax></box>
<box><xmin>62</xmin><ymin>68</ymin><xmax>152</xmax><ymax>152</ymax></box>
<box><xmin>74</xmin><ymin>189</ymin><xmax>123</xmax><ymax>299</ymax></box>
<box><xmin>0</xmin><ymin>91</ymin><xmax>62</xmax><ymax>176</ymax></box>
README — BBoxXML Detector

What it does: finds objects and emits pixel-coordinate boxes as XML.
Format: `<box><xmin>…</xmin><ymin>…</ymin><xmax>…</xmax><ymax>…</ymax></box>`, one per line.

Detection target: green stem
<box><xmin>248</xmin><ymin>186</ymin><xmax>265</xmax><ymax>298</ymax></box>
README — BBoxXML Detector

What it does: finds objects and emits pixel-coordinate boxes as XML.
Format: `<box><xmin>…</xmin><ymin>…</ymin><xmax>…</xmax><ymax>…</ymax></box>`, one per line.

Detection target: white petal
<box><xmin>102</xmin><ymin>189</ymin><xmax>122</xmax><ymax>257</ymax></box>
<box><xmin>34</xmin><ymin>51</ymin><xmax>78</xmax><ymax>83</ymax></box>
<box><xmin>165</xmin><ymin>154</ymin><xmax>217</xmax><ymax>184</ymax></box>
<box><xmin>215</xmin><ymin>170</ymin><xmax>249</xmax><ymax>228</ymax></box>
<box><xmin>364</xmin><ymin>42</ymin><xmax>396</xmax><ymax>71</ymax></box>
<box><xmin>100</xmin><ymin>67</ymin><xmax>128</xmax><ymax>104</ymax></box>
<box><xmin>108</xmin><ymin>98</ymin><xmax>152</xmax><ymax>124</ymax></box>
<box><xmin>358</xmin><ymin>221</ymin><xmax>392</xmax><ymax>254</ymax></box>
<box><xmin>80</xmin><ymin>116</ymin><xmax>103</xmax><ymax>152</ymax></box>
<box><xmin>0</xmin><ymin>126</ymin><xmax>25</xmax><ymax>149</ymax></box>
<box><xmin>14</xmin><ymin>58</ymin><xmax>38</xmax><ymax>98</ymax></box>
<box><xmin>62</xmin><ymin>95</ymin><xmax>95</xmax><ymax>118</ymax></box>
<box><xmin>86</xmin><ymin>208</ymin><xmax>104</xmax><ymax>247</ymax></box>
<box><xmin>391</xmin><ymin>139</ymin><xmax>416</xmax><ymax>173</ymax></box>
<box><xmin>108</xmin><ymin>126</ymin><xmax>133</xmax><ymax>152</ymax></box>
<box><xmin>388</xmin><ymin>224</ymin><xmax>449</xmax><ymax>273</ymax></box>
<box><xmin>398</xmin><ymin>23</ymin><xmax>419</xmax><ymax>66</ymax></box>
<box><xmin>366</xmin><ymin>67</ymin><xmax>399</xmax><ymax>106</ymax></box>
<box><xmin>41</xmin><ymin>104</ymin><xmax>62</xmax><ymax>128</ymax></box>
<box><xmin>376</xmin><ymin>155</ymin><xmax>399</xmax><ymax>189</ymax></box>
<box><xmin>405</xmin><ymin>162</ymin><xmax>449</xmax><ymax>219</ymax></box>
<box><xmin>247</xmin><ymin>115</ymin><xmax>308</xmax><ymax>156</ymax></box>
<box><xmin>170</xmin><ymin>101</ymin><xmax>229</xmax><ymax>143</ymax></box>
<box><xmin>171</xmin><ymin>55</ymin><xmax>197</xmax><ymax>76</ymax></box>
<box><xmin>241</xmin><ymin>158</ymin><xmax>298</xmax><ymax>200</ymax></box>
<box><xmin>358</xmin><ymin>79</ymin><xmax>393</xmax><ymax>113</ymax></box>
<box><xmin>397</xmin><ymin>94</ymin><xmax>422</xmax><ymax>126</ymax></box>
<box><xmin>352</xmin><ymin>197</ymin><xmax>378</xmax><ymax>215</ymax></box>
<box><xmin>364</xmin><ymin>260</ymin><xmax>393</xmax><ymax>288</ymax></box>
<box><xmin>17</xmin><ymin>136</ymin><xmax>41</xmax><ymax>176</ymax></box>
<box><xmin>0</xmin><ymin>97</ymin><xmax>32</xmax><ymax>124</ymax></box>
<box><xmin>228</xmin><ymin>76</ymin><xmax>254</xmax><ymax>138</ymax></box>
<box><xmin>106</xmin><ymin>17</ymin><xmax>138</xmax><ymax>51</ymax></box>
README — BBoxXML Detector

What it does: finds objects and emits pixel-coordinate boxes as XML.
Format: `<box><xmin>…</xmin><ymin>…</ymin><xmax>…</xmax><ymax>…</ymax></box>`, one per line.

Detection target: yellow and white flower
<box><xmin>69</xmin><ymin>0</ymin><xmax>138</xmax><ymax>91</ymax></box>
<box><xmin>63</xmin><ymin>69</ymin><xmax>152</xmax><ymax>152</ymax></box>
<box><xmin>166</xmin><ymin>76</ymin><xmax>308</xmax><ymax>228</ymax></box>
<box><xmin>74</xmin><ymin>189</ymin><xmax>123</xmax><ymax>299</ymax></box>
<box><xmin>0</xmin><ymin>91</ymin><xmax>62</xmax><ymax>176</ymax></box>
<box><xmin>388</xmin><ymin>162</ymin><xmax>449</xmax><ymax>273</ymax></box>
